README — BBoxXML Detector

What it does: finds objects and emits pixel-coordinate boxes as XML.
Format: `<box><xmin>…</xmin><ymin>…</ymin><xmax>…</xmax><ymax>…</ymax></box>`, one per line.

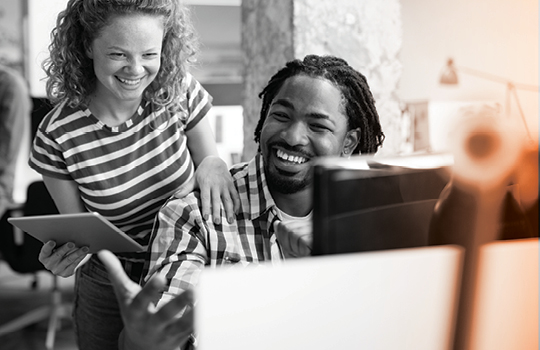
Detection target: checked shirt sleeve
<box><xmin>144</xmin><ymin>193</ymin><xmax>210</xmax><ymax>309</ymax></box>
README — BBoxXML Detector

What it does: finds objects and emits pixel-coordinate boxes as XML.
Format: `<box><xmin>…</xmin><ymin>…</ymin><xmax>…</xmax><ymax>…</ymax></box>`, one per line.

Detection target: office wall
<box><xmin>398</xmin><ymin>0</ymin><xmax>539</xmax><ymax>139</ymax></box>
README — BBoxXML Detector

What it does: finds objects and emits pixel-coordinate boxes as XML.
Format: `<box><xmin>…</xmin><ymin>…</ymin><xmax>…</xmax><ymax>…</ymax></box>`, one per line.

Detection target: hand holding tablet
<box><xmin>8</xmin><ymin>212</ymin><xmax>144</xmax><ymax>254</ymax></box>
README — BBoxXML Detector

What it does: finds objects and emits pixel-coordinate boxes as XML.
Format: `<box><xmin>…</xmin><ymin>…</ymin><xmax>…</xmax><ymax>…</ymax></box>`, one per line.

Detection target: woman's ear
<box><xmin>341</xmin><ymin>128</ymin><xmax>360</xmax><ymax>156</ymax></box>
<box><xmin>86</xmin><ymin>45</ymin><xmax>93</xmax><ymax>59</ymax></box>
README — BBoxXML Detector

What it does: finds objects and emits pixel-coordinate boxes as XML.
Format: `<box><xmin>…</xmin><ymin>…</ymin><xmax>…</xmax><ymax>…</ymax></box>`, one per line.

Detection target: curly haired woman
<box><xmin>28</xmin><ymin>1</ymin><xmax>239</xmax><ymax>349</ymax></box>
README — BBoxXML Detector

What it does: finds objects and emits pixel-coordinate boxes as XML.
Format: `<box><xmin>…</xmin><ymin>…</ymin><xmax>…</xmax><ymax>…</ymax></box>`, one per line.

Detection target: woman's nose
<box><xmin>125</xmin><ymin>58</ymin><xmax>144</xmax><ymax>75</ymax></box>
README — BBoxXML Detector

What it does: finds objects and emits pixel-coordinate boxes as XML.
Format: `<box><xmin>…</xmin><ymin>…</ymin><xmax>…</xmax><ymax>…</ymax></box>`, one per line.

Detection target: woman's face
<box><xmin>87</xmin><ymin>14</ymin><xmax>164</xmax><ymax>105</ymax></box>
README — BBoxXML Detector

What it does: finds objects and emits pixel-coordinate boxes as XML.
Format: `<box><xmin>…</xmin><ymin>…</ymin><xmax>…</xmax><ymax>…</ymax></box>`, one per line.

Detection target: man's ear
<box><xmin>341</xmin><ymin>128</ymin><xmax>360</xmax><ymax>156</ymax></box>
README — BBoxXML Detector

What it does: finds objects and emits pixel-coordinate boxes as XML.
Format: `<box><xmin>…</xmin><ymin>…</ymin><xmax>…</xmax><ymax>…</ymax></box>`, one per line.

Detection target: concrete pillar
<box><xmin>241</xmin><ymin>0</ymin><xmax>405</xmax><ymax>160</ymax></box>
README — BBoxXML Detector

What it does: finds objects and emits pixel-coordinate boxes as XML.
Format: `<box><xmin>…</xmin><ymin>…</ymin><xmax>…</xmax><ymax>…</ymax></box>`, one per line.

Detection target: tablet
<box><xmin>8</xmin><ymin>212</ymin><xmax>144</xmax><ymax>253</ymax></box>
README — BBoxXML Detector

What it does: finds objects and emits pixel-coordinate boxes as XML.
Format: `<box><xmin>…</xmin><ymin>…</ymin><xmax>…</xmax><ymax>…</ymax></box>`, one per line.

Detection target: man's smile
<box><xmin>276</xmin><ymin>149</ymin><xmax>308</xmax><ymax>164</ymax></box>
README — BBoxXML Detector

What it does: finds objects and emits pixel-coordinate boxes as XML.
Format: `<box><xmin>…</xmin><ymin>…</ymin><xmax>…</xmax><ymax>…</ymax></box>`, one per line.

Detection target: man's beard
<box><xmin>265</xmin><ymin>166</ymin><xmax>311</xmax><ymax>194</ymax></box>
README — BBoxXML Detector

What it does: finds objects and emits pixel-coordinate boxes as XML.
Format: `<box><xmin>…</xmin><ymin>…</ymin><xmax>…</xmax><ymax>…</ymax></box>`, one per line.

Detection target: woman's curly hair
<box><xmin>254</xmin><ymin>54</ymin><xmax>385</xmax><ymax>155</ymax></box>
<box><xmin>43</xmin><ymin>0</ymin><xmax>199</xmax><ymax>112</ymax></box>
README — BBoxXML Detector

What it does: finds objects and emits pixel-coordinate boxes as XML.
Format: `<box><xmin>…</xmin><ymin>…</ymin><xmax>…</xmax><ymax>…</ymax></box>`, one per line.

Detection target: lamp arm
<box><xmin>509</xmin><ymin>85</ymin><xmax>533</xmax><ymax>141</ymax></box>
<box><xmin>457</xmin><ymin>65</ymin><xmax>539</xmax><ymax>92</ymax></box>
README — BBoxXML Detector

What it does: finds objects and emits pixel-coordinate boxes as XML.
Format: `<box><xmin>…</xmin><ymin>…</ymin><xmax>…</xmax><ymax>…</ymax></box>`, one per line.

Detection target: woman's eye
<box><xmin>144</xmin><ymin>53</ymin><xmax>159</xmax><ymax>59</ymax></box>
<box><xmin>109</xmin><ymin>53</ymin><xmax>125</xmax><ymax>59</ymax></box>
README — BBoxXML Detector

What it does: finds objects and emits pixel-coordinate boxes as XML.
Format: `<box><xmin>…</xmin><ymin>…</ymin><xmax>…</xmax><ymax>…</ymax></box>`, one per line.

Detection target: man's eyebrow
<box><xmin>271</xmin><ymin>99</ymin><xmax>294</xmax><ymax>110</ymax></box>
<box><xmin>271</xmin><ymin>99</ymin><xmax>332</xmax><ymax>121</ymax></box>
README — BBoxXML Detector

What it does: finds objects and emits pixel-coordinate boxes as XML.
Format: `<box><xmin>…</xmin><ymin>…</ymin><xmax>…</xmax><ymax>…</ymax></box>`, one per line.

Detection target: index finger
<box><xmin>39</xmin><ymin>240</ymin><xmax>56</xmax><ymax>260</ymax></box>
<box><xmin>98</xmin><ymin>250</ymin><xmax>134</xmax><ymax>298</ymax></box>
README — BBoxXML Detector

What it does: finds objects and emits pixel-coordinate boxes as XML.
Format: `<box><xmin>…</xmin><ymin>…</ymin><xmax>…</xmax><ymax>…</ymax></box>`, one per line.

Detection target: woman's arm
<box><xmin>185</xmin><ymin>118</ymin><xmax>240</xmax><ymax>224</ymax></box>
<box><xmin>38</xmin><ymin>175</ymin><xmax>90</xmax><ymax>277</ymax></box>
<box><xmin>43</xmin><ymin>175</ymin><xmax>86</xmax><ymax>214</ymax></box>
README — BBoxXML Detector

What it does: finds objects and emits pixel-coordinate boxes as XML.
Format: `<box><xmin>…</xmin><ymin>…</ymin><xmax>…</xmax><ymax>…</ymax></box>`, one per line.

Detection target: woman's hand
<box><xmin>196</xmin><ymin>156</ymin><xmax>239</xmax><ymax>224</ymax></box>
<box><xmin>177</xmin><ymin>156</ymin><xmax>240</xmax><ymax>225</ymax></box>
<box><xmin>38</xmin><ymin>240</ymin><xmax>90</xmax><ymax>277</ymax></box>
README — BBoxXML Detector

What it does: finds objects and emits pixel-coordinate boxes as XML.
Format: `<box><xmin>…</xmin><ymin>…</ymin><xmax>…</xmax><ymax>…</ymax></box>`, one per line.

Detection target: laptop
<box><xmin>195</xmin><ymin>245</ymin><xmax>463</xmax><ymax>350</ymax></box>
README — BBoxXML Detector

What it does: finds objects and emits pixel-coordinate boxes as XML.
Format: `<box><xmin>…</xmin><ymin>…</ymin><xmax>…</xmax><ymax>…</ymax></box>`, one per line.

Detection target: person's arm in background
<box><xmin>38</xmin><ymin>175</ymin><xmax>90</xmax><ymax>277</ymax></box>
<box><xmin>0</xmin><ymin>67</ymin><xmax>30</xmax><ymax>216</ymax></box>
<box><xmin>184</xmin><ymin>116</ymin><xmax>240</xmax><ymax>225</ymax></box>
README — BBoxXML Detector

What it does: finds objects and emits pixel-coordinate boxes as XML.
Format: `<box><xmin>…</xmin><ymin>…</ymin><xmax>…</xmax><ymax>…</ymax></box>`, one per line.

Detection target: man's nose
<box><xmin>281</xmin><ymin>122</ymin><xmax>309</xmax><ymax>146</ymax></box>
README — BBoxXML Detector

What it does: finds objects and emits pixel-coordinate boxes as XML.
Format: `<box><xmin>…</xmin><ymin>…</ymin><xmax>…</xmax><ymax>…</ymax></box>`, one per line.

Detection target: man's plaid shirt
<box><xmin>143</xmin><ymin>153</ymin><xmax>283</xmax><ymax>308</ymax></box>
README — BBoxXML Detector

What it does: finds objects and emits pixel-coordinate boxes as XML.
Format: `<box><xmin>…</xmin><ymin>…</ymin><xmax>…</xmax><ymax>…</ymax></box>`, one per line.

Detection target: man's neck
<box><xmin>270</xmin><ymin>187</ymin><xmax>313</xmax><ymax>217</ymax></box>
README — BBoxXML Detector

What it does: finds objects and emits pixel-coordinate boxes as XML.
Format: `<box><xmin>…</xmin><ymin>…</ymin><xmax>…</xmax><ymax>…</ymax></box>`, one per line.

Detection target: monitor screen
<box><xmin>312</xmin><ymin>153</ymin><xmax>453</xmax><ymax>256</ymax></box>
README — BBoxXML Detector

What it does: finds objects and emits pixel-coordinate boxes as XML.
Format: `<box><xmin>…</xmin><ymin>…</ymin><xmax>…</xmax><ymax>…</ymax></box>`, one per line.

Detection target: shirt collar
<box><xmin>245</xmin><ymin>153</ymin><xmax>277</xmax><ymax>221</ymax></box>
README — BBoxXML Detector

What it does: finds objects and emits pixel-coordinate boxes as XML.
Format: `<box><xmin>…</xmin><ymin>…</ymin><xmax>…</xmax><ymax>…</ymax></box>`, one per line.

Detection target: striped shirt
<box><xmin>145</xmin><ymin>153</ymin><xmax>284</xmax><ymax>308</ymax></box>
<box><xmin>29</xmin><ymin>74</ymin><xmax>212</xmax><ymax>257</ymax></box>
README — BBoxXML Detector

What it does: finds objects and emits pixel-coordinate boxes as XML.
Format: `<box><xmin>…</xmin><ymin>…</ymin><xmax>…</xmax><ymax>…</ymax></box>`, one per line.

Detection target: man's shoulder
<box><xmin>230</xmin><ymin>161</ymin><xmax>250</xmax><ymax>178</ymax></box>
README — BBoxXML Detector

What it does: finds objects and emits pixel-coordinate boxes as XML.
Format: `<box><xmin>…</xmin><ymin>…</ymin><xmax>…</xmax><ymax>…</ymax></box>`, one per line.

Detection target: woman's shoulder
<box><xmin>38</xmin><ymin>101</ymin><xmax>88</xmax><ymax>133</ymax></box>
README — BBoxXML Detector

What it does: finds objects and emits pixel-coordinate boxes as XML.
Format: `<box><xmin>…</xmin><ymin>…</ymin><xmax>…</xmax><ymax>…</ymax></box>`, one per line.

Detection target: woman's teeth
<box><xmin>276</xmin><ymin>149</ymin><xmax>307</xmax><ymax>164</ymax></box>
<box><xmin>117</xmin><ymin>77</ymin><xmax>141</xmax><ymax>85</ymax></box>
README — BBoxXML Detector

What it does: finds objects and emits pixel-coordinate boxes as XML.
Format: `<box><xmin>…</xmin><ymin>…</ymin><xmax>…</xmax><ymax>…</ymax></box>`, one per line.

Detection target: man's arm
<box><xmin>144</xmin><ymin>192</ymin><xmax>209</xmax><ymax>309</ymax></box>
<box><xmin>98</xmin><ymin>250</ymin><xmax>194</xmax><ymax>350</ymax></box>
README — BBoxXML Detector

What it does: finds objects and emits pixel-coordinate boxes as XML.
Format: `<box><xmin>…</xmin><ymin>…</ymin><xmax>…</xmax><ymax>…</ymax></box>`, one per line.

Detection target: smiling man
<box><xmin>99</xmin><ymin>55</ymin><xmax>385</xmax><ymax>350</ymax></box>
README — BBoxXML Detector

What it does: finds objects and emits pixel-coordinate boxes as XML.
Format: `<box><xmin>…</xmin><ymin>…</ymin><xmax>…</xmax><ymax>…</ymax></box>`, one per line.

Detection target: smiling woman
<box><xmin>86</xmin><ymin>14</ymin><xmax>164</xmax><ymax>125</ymax></box>
<box><xmin>26</xmin><ymin>1</ymin><xmax>240</xmax><ymax>349</ymax></box>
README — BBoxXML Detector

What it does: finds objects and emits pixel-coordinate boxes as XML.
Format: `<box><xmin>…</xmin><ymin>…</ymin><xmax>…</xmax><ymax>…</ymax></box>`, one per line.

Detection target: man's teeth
<box><xmin>276</xmin><ymin>149</ymin><xmax>307</xmax><ymax>164</ymax></box>
<box><xmin>117</xmin><ymin>77</ymin><xmax>141</xmax><ymax>85</ymax></box>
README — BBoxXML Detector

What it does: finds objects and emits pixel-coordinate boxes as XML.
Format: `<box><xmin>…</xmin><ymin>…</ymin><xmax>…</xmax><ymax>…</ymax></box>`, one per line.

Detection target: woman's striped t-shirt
<box><xmin>28</xmin><ymin>74</ymin><xmax>212</xmax><ymax>252</ymax></box>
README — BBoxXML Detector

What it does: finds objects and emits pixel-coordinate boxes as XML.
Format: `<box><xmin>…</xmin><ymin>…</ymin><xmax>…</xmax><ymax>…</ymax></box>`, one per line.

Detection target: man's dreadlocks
<box><xmin>254</xmin><ymin>54</ymin><xmax>384</xmax><ymax>154</ymax></box>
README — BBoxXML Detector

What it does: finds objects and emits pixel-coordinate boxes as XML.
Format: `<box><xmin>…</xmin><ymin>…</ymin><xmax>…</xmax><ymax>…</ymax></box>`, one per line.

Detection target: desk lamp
<box><xmin>439</xmin><ymin>58</ymin><xmax>537</xmax><ymax>141</ymax></box>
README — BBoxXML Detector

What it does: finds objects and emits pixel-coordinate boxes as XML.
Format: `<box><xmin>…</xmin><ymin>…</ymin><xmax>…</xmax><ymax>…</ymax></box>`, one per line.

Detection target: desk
<box><xmin>196</xmin><ymin>245</ymin><xmax>463</xmax><ymax>350</ymax></box>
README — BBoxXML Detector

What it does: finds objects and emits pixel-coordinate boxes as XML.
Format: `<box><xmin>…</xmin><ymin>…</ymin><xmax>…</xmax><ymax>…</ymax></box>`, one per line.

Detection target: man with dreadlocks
<box><xmin>98</xmin><ymin>54</ymin><xmax>384</xmax><ymax>350</ymax></box>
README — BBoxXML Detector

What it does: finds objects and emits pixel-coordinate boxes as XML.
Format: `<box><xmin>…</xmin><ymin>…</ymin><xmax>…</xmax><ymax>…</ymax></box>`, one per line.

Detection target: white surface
<box><xmin>27</xmin><ymin>0</ymin><xmax>68</xmax><ymax>97</ymax></box>
<box><xmin>468</xmin><ymin>238</ymin><xmax>539</xmax><ymax>350</ymax></box>
<box><xmin>427</xmin><ymin>101</ymin><xmax>501</xmax><ymax>153</ymax></box>
<box><xmin>196</xmin><ymin>245</ymin><xmax>463</xmax><ymax>350</ymax></box>
<box><xmin>205</xmin><ymin>105</ymin><xmax>244</xmax><ymax>167</ymax></box>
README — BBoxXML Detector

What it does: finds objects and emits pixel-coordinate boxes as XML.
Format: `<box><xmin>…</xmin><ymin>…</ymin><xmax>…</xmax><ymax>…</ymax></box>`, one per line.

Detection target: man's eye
<box><xmin>310</xmin><ymin>124</ymin><xmax>331</xmax><ymax>132</ymax></box>
<box><xmin>271</xmin><ymin>112</ymin><xmax>289</xmax><ymax>121</ymax></box>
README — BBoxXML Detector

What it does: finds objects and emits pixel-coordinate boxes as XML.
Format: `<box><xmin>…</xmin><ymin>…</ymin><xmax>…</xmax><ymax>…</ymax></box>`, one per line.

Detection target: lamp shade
<box><xmin>440</xmin><ymin>58</ymin><xmax>459</xmax><ymax>85</ymax></box>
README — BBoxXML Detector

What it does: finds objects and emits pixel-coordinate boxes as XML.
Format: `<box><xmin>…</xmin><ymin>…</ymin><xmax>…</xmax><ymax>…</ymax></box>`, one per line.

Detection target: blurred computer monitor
<box><xmin>312</xmin><ymin>153</ymin><xmax>453</xmax><ymax>256</ymax></box>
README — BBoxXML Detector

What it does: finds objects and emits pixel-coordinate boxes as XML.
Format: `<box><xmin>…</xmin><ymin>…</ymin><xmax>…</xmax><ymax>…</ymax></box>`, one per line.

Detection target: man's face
<box><xmin>260</xmin><ymin>75</ymin><xmax>358</xmax><ymax>194</ymax></box>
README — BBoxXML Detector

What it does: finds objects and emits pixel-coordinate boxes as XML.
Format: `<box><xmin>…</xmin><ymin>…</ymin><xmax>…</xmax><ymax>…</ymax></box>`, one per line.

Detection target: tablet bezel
<box><xmin>8</xmin><ymin>212</ymin><xmax>144</xmax><ymax>253</ymax></box>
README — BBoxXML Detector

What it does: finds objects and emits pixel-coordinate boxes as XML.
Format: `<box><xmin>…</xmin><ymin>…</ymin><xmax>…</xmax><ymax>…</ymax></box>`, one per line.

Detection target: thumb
<box><xmin>175</xmin><ymin>177</ymin><xmax>198</xmax><ymax>198</ymax></box>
